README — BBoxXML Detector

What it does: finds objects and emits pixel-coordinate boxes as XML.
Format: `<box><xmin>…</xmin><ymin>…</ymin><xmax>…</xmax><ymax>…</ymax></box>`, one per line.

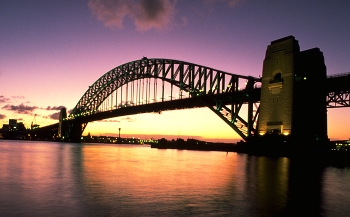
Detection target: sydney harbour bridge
<box><xmin>31</xmin><ymin>36</ymin><xmax>350</xmax><ymax>143</ymax></box>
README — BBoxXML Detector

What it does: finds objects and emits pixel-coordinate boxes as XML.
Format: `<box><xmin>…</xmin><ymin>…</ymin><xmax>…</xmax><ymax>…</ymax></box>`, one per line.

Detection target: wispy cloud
<box><xmin>0</xmin><ymin>114</ymin><xmax>6</xmax><ymax>119</ymax></box>
<box><xmin>11</xmin><ymin>96</ymin><xmax>26</xmax><ymax>103</ymax></box>
<box><xmin>98</xmin><ymin>117</ymin><xmax>136</xmax><ymax>122</ymax></box>
<box><xmin>121</xmin><ymin>117</ymin><xmax>136</xmax><ymax>122</ymax></box>
<box><xmin>204</xmin><ymin>0</ymin><xmax>244</xmax><ymax>7</ymax></box>
<box><xmin>99</xmin><ymin>119</ymin><xmax>121</xmax><ymax>122</ymax></box>
<box><xmin>43</xmin><ymin>111</ymin><xmax>60</xmax><ymax>120</ymax></box>
<box><xmin>12</xmin><ymin>96</ymin><xmax>25</xmax><ymax>99</ymax></box>
<box><xmin>0</xmin><ymin>96</ymin><xmax>10</xmax><ymax>104</ymax></box>
<box><xmin>45</xmin><ymin>106</ymin><xmax>65</xmax><ymax>111</ymax></box>
<box><xmin>88</xmin><ymin>0</ymin><xmax>177</xmax><ymax>31</ymax></box>
<box><xmin>2</xmin><ymin>103</ymin><xmax>38</xmax><ymax>115</ymax></box>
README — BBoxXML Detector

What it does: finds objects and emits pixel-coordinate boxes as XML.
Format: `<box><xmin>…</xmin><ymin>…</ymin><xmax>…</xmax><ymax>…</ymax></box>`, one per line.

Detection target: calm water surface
<box><xmin>0</xmin><ymin>140</ymin><xmax>350</xmax><ymax>217</ymax></box>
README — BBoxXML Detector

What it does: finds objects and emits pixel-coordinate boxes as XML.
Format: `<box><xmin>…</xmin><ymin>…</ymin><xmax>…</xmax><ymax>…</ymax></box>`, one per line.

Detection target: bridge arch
<box><xmin>66</xmin><ymin>58</ymin><xmax>261</xmax><ymax>141</ymax></box>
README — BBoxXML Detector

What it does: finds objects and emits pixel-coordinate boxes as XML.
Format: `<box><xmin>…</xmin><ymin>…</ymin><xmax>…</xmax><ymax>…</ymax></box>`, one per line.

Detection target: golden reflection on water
<box><xmin>5</xmin><ymin>141</ymin><xmax>348</xmax><ymax>216</ymax></box>
<box><xmin>82</xmin><ymin>146</ymin><xmax>243</xmax><ymax>209</ymax></box>
<box><xmin>82</xmin><ymin>145</ymin><xmax>242</xmax><ymax>201</ymax></box>
<box><xmin>81</xmin><ymin>144</ymin><xmax>290</xmax><ymax>215</ymax></box>
<box><xmin>0</xmin><ymin>141</ymin><xmax>79</xmax><ymax>216</ymax></box>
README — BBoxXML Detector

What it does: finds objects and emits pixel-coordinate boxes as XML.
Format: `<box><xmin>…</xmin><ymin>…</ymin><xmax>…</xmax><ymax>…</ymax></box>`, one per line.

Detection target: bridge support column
<box><xmin>58</xmin><ymin>107</ymin><xmax>68</xmax><ymax>140</ymax></box>
<box><xmin>247</xmin><ymin>100</ymin><xmax>253</xmax><ymax>138</ymax></box>
<box><xmin>66</xmin><ymin>121</ymin><xmax>87</xmax><ymax>143</ymax></box>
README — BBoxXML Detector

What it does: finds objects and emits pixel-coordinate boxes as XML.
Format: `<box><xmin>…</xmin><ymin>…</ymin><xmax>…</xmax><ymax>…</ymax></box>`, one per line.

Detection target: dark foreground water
<box><xmin>0</xmin><ymin>140</ymin><xmax>350</xmax><ymax>217</ymax></box>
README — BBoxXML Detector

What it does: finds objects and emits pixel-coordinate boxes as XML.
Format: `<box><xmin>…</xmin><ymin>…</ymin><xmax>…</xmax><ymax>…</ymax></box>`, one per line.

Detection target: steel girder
<box><xmin>68</xmin><ymin>58</ymin><xmax>261</xmax><ymax>139</ymax></box>
<box><xmin>327</xmin><ymin>91</ymin><xmax>350</xmax><ymax>108</ymax></box>
<box><xmin>326</xmin><ymin>73</ymin><xmax>350</xmax><ymax>108</ymax></box>
<box><xmin>209</xmin><ymin>94</ymin><xmax>260</xmax><ymax>141</ymax></box>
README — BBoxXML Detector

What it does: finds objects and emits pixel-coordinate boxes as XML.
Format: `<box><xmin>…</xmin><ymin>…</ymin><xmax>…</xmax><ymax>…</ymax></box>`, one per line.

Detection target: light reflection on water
<box><xmin>0</xmin><ymin>140</ymin><xmax>350</xmax><ymax>216</ymax></box>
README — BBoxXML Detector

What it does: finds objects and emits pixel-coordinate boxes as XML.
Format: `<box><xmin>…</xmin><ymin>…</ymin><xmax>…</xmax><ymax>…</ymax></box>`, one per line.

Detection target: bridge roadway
<box><xmin>60</xmin><ymin>71</ymin><xmax>350</xmax><ymax>125</ymax></box>
<box><xmin>67</xmin><ymin>88</ymin><xmax>261</xmax><ymax>123</ymax></box>
<box><xmin>326</xmin><ymin>73</ymin><xmax>350</xmax><ymax>91</ymax></box>
<box><xmin>29</xmin><ymin>88</ymin><xmax>261</xmax><ymax>140</ymax></box>
<box><xmin>31</xmin><ymin>72</ymin><xmax>350</xmax><ymax>141</ymax></box>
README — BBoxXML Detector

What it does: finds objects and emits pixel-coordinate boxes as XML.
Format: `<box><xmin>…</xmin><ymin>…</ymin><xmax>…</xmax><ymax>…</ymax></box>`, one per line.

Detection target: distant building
<box><xmin>2</xmin><ymin>119</ymin><xmax>26</xmax><ymax>132</ymax></box>
<box><xmin>1</xmin><ymin>119</ymin><xmax>27</xmax><ymax>139</ymax></box>
<box><xmin>9</xmin><ymin>119</ymin><xmax>17</xmax><ymax>126</ymax></box>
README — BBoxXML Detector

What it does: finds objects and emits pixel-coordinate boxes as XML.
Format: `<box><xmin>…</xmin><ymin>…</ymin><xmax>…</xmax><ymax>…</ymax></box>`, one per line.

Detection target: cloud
<box><xmin>98</xmin><ymin>117</ymin><xmax>135</xmax><ymax>122</ymax></box>
<box><xmin>88</xmin><ymin>0</ymin><xmax>177</xmax><ymax>31</ymax></box>
<box><xmin>99</xmin><ymin>119</ymin><xmax>121</xmax><ymax>122</ymax></box>
<box><xmin>2</xmin><ymin>103</ymin><xmax>38</xmax><ymax>115</ymax></box>
<box><xmin>12</xmin><ymin>96</ymin><xmax>25</xmax><ymax>99</ymax></box>
<box><xmin>204</xmin><ymin>0</ymin><xmax>244</xmax><ymax>7</ymax></box>
<box><xmin>11</xmin><ymin>96</ymin><xmax>26</xmax><ymax>103</ymax></box>
<box><xmin>121</xmin><ymin>117</ymin><xmax>136</xmax><ymax>122</ymax></box>
<box><xmin>0</xmin><ymin>114</ymin><xmax>6</xmax><ymax>119</ymax></box>
<box><xmin>96</xmin><ymin>117</ymin><xmax>135</xmax><ymax>122</ymax></box>
<box><xmin>44</xmin><ymin>112</ymin><xmax>60</xmax><ymax>120</ymax></box>
<box><xmin>134</xmin><ymin>0</ymin><xmax>177</xmax><ymax>31</ymax></box>
<box><xmin>46</xmin><ymin>106</ymin><xmax>65</xmax><ymax>110</ymax></box>
<box><xmin>0</xmin><ymin>96</ymin><xmax>10</xmax><ymax>103</ymax></box>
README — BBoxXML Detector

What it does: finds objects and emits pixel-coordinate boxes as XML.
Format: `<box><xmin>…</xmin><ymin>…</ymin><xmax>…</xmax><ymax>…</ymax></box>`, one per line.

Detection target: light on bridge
<box><xmin>259</xmin><ymin>131</ymin><xmax>265</xmax><ymax>136</ymax></box>
<box><xmin>283</xmin><ymin>130</ymin><xmax>290</xmax><ymax>136</ymax></box>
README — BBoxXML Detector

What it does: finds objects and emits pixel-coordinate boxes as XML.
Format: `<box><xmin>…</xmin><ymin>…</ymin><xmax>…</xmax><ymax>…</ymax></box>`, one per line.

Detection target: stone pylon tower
<box><xmin>58</xmin><ymin>107</ymin><xmax>68</xmax><ymax>139</ymax></box>
<box><xmin>257</xmin><ymin>36</ymin><xmax>327</xmax><ymax>142</ymax></box>
<box><xmin>258</xmin><ymin>36</ymin><xmax>298</xmax><ymax>136</ymax></box>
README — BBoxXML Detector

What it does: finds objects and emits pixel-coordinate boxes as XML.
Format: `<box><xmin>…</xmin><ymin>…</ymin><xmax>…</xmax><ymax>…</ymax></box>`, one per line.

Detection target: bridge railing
<box><xmin>327</xmin><ymin>72</ymin><xmax>350</xmax><ymax>78</ymax></box>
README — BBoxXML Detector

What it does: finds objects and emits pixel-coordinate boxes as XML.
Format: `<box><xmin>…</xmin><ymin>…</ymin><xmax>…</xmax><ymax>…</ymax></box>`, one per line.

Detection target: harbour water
<box><xmin>0</xmin><ymin>140</ymin><xmax>350</xmax><ymax>217</ymax></box>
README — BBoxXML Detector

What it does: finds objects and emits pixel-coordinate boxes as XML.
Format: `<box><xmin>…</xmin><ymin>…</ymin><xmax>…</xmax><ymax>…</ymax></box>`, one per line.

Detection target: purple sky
<box><xmin>1</xmin><ymin>0</ymin><xmax>350</xmax><ymax>141</ymax></box>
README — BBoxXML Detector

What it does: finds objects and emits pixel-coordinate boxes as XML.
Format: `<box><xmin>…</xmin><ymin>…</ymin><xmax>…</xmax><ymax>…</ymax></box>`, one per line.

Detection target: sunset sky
<box><xmin>1</xmin><ymin>0</ymin><xmax>350</xmax><ymax>142</ymax></box>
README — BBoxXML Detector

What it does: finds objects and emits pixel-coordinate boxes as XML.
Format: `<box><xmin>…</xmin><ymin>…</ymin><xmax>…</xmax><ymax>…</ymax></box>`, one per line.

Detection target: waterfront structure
<box><xmin>57</xmin><ymin>58</ymin><xmax>260</xmax><ymax>142</ymax></box>
<box><xmin>257</xmin><ymin>36</ymin><xmax>328</xmax><ymax>143</ymax></box>
<box><xmin>58</xmin><ymin>107</ymin><xmax>68</xmax><ymax>139</ymax></box>
<box><xmin>19</xmin><ymin>36</ymin><xmax>350</xmax><ymax>145</ymax></box>
<box><xmin>2</xmin><ymin>119</ymin><xmax>26</xmax><ymax>132</ymax></box>
<box><xmin>1</xmin><ymin>119</ymin><xmax>27</xmax><ymax>139</ymax></box>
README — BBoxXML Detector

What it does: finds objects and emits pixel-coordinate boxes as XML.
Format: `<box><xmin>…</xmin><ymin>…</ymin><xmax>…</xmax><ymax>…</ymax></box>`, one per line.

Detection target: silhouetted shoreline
<box><xmin>151</xmin><ymin>138</ymin><xmax>350</xmax><ymax>167</ymax></box>
<box><xmin>151</xmin><ymin>138</ymin><xmax>238</xmax><ymax>152</ymax></box>
<box><xmin>2</xmin><ymin>134</ymin><xmax>350</xmax><ymax>167</ymax></box>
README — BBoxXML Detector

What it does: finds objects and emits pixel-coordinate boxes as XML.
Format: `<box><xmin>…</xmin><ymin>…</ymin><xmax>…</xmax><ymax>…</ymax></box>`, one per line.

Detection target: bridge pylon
<box><xmin>59</xmin><ymin>107</ymin><xmax>87</xmax><ymax>142</ymax></box>
<box><xmin>58</xmin><ymin>107</ymin><xmax>68</xmax><ymax>139</ymax></box>
<box><xmin>256</xmin><ymin>36</ymin><xmax>328</xmax><ymax>144</ymax></box>
<box><xmin>66</xmin><ymin>120</ymin><xmax>87</xmax><ymax>142</ymax></box>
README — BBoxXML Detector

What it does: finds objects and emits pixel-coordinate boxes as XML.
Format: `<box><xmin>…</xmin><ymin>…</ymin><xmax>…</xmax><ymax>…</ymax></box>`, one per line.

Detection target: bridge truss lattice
<box><xmin>66</xmin><ymin>58</ymin><xmax>261</xmax><ymax>141</ymax></box>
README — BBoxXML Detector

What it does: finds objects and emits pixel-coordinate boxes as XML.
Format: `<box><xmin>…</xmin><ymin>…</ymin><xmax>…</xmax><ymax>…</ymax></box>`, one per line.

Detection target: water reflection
<box><xmin>78</xmin><ymin>145</ymin><xmax>312</xmax><ymax>216</ymax></box>
<box><xmin>81</xmin><ymin>145</ymin><xmax>247</xmax><ymax>216</ymax></box>
<box><xmin>242</xmin><ymin>156</ymin><xmax>290</xmax><ymax>216</ymax></box>
<box><xmin>1</xmin><ymin>141</ymin><xmax>350</xmax><ymax>216</ymax></box>
<box><xmin>287</xmin><ymin>158</ymin><xmax>325</xmax><ymax>216</ymax></box>
<box><xmin>0</xmin><ymin>141</ymin><xmax>90</xmax><ymax>217</ymax></box>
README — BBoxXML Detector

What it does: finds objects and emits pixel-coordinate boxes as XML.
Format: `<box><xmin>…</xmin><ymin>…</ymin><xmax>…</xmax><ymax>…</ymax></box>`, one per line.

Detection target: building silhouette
<box><xmin>257</xmin><ymin>36</ymin><xmax>327</xmax><ymax>143</ymax></box>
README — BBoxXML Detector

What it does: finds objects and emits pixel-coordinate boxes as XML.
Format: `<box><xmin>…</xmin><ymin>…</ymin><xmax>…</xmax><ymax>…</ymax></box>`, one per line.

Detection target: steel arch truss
<box><xmin>68</xmin><ymin>58</ymin><xmax>261</xmax><ymax>140</ymax></box>
<box><xmin>209</xmin><ymin>101</ymin><xmax>260</xmax><ymax>140</ymax></box>
<box><xmin>327</xmin><ymin>91</ymin><xmax>350</xmax><ymax>108</ymax></box>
